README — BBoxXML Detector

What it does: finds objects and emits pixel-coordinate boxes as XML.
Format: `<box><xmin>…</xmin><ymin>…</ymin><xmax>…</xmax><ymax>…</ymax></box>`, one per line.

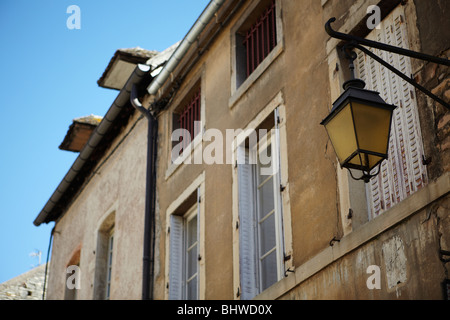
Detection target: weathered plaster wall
<box><xmin>282</xmin><ymin>0</ymin><xmax>339</xmax><ymax>267</ymax></box>
<box><xmin>44</xmin><ymin>0</ymin><xmax>448</xmax><ymax>300</ymax></box>
<box><xmin>46</xmin><ymin>112</ymin><xmax>148</xmax><ymax>300</ymax></box>
<box><xmin>269</xmin><ymin>0</ymin><xmax>450</xmax><ymax>300</ymax></box>
<box><xmin>152</xmin><ymin>0</ymin><xmax>338</xmax><ymax>299</ymax></box>
<box><xmin>281</xmin><ymin>203</ymin><xmax>446</xmax><ymax>300</ymax></box>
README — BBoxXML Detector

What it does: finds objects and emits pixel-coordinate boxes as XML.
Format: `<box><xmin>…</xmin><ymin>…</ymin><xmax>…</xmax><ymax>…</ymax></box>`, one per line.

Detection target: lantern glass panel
<box><xmin>324</xmin><ymin>103</ymin><xmax>357</xmax><ymax>165</ymax></box>
<box><xmin>352</xmin><ymin>102</ymin><xmax>392</xmax><ymax>157</ymax></box>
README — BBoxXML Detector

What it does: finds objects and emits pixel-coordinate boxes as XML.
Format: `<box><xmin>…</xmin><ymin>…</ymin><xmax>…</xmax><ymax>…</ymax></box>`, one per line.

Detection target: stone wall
<box><xmin>0</xmin><ymin>264</ymin><xmax>47</xmax><ymax>300</ymax></box>
<box><xmin>414</xmin><ymin>48</ymin><xmax>450</xmax><ymax>179</ymax></box>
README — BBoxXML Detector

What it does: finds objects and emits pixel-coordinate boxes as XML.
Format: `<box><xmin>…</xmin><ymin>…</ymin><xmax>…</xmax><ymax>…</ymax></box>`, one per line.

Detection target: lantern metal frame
<box><xmin>322</xmin><ymin>18</ymin><xmax>450</xmax><ymax>183</ymax></box>
<box><xmin>321</xmin><ymin>75</ymin><xmax>397</xmax><ymax>182</ymax></box>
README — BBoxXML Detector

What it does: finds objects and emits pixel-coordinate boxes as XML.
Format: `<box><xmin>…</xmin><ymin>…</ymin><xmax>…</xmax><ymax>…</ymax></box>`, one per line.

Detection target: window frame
<box><xmin>166</xmin><ymin>70</ymin><xmax>206</xmax><ymax>180</ymax></box>
<box><xmin>105</xmin><ymin>228</ymin><xmax>114</xmax><ymax>300</ymax></box>
<box><xmin>354</xmin><ymin>6</ymin><xmax>427</xmax><ymax>220</ymax></box>
<box><xmin>64</xmin><ymin>245</ymin><xmax>81</xmax><ymax>300</ymax></box>
<box><xmin>231</xmin><ymin>92</ymin><xmax>293</xmax><ymax>300</ymax></box>
<box><xmin>93</xmin><ymin>209</ymin><xmax>116</xmax><ymax>300</ymax></box>
<box><xmin>165</xmin><ymin>172</ymin><xmax>206</xmax><ymax>300</ymax></box>
<box><xmin>229</xmin><ymin>0</ymin><xmax>284</xmax><ymax>108</ymax></box>
<box><xmin>183</xmin><ymin>204</ymin><xmax>199</xmax><ymax>299</ymax></box>
<box><xmin>325</xmin><ymin>4</ymin><xmax>428</xmax><ymax>235</ymax></box>
<box><xmin>172</xmin><ymin>86</ymin><xmax>202</xmax><ymax>156</ymax></box>
<box><xmin>243</xmin><ymin>129</ymin><xmax>285</xmax><ymax>293</ymax></box>
<box><xmin>240</xmin><ymin>0</ymin><xmax>278</xmax><ymax>80</ymax></box>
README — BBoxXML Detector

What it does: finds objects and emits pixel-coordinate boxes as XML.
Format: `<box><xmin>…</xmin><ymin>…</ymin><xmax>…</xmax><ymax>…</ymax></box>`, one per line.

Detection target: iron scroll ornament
<box><xmin>325</xmin><ymin>17</ymin><xmax>450</xmax><ymax>111</ymax></box>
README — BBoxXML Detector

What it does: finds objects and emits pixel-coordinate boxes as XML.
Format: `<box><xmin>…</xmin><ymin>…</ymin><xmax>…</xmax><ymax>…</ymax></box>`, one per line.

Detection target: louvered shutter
<box><xmin>355</xmin><ymin>6</ymin><xmax>427</xmax><ymax>219</ymax></box>
<box><xmin>194</xmin><ymin>188</ymin><xmax>201</xmax><ymax>300</ymax></box>
<box><xmin>237</xmin><ymin>146</ymin><xmax>259</xmax><ymax>300</ymax></box>
<box><xmin>272</xmin><ymin>108</ymin><xmax>285</xmax><ymax>281</ymax></box>
<box><xmin>168</xmin><ymin>215</ymin><xmax>184</xmax><ymax>300</ymax></box>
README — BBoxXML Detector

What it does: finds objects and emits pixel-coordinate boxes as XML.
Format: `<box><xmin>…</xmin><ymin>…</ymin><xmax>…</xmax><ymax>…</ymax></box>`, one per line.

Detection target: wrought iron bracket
<box><xmin>348</xmin><ymin>162</ymin><xmax>382</xmax><ymax>184</ymax></box>
<box><xmin>325</xmin><ymin>18</ymin><xmax>450</xmax><ymax>111</ymax></box>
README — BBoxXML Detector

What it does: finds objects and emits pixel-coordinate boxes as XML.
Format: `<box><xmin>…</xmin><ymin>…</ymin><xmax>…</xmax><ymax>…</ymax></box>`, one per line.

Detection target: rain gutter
<box><xmin>147</xmin><ymin>0</ymin><xmax>226</xmax><ymax>97</ymax></box>
<box><xmin>33</xmin><ymin>63</ymin><xmax>151</xmax><ymax>226</ymax></box>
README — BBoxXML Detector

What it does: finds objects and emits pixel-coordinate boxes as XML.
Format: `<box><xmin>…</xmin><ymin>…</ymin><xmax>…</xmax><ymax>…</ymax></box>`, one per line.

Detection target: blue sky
<box><xmin>0</xmin><ymin>0</ymin><xmax>209</xmax><ymax>284</ymax></box>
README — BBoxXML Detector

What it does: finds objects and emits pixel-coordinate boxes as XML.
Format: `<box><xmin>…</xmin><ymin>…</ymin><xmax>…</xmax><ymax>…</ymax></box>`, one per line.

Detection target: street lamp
<box><xmin>321</xmin><ymin>77</ymin><xmax>396</xmax><ymax>183</ymax></box>
<box><xmin>322</xmin><ymin>18</ymin><xmax>450</xmax><ymax>183</ymax></box>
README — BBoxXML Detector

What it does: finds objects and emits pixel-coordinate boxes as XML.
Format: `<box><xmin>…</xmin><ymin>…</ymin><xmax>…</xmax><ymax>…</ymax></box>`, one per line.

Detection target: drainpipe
<box><xmin>42</xmin><ymin>226</ymin><xmax>55</xmax><ymax>300</ymax></box>
<box><xmin>134</xmin><ymin>0</ymin><xmax>227</xmax><ymax>300</ymax></box>
<box><xmin>130</xmin><ymin>83</ymin><xmax>158</xmax><ymax>300</ymax></box>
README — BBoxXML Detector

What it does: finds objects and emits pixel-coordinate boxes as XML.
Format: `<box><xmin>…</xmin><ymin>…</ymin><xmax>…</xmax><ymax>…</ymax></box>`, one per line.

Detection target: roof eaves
<box><xmin>34</xmin><ymin>64</ymin><xmax>151</xmax><ymax>226</ymax></box>
<box><xmin>97</xmin><ymin>47</ymin><xmax>158</xmax><ymax>89</ymax></box>
<box><xmin>34</xmin><ymin>45</ymin><xmax>179</xmax><ymax>226</ymax></box>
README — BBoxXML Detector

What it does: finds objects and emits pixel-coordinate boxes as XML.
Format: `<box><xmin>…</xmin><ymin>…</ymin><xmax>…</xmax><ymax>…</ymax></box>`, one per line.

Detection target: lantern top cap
<box><xmin>321</xmin><ymin>85</ymin><xmax>396</xmax><ymax>126</ymax></box>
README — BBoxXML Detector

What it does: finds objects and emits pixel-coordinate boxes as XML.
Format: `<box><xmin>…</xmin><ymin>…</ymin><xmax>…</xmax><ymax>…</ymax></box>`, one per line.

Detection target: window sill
<box><xmin>165</xmin><ymin>132</ymin><xmax>204</xmax><ymax>180</ymax></box>
<box><xmin>229</xmin><ymin>42</ymin><xmax>284</xmax><ymax>109</ymax></box>
<box><xmin>253</xmin><ymin>172</ymin><xmax>450</xmax><ymax>300</ymax></box>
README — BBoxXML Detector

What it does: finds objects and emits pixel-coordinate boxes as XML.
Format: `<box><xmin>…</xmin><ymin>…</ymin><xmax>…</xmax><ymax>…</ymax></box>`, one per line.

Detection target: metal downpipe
<box><xmin>130</xmin><ymin>83</ymin><xmax>157</xmax><ymax>300</ymax></box>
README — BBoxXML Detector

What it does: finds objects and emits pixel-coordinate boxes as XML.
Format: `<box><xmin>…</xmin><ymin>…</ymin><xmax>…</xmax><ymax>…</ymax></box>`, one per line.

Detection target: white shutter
<box><xmin>195</xmin><ymin>188</ymin><xmax>201</xmax><ymax>299</ymax></box>
<box><xmin>392</xmin><ymin>13</ymin><xmax>427</xmax><ymax>194</ymax></box>
<box><xmin>168</xmin><ymin>215</ymin><xmax>184</xmax><ymax>300</ymax></box>
<box><xmin>272</xmin><ymin>108</ymin><xmax>285</xmax><ymax>280</ymax></box>
<box><xmin>237</xmin><ymin>146</ymin><xmax>258</xmax><ymax>300</ymax></box>
<box><xmin>356</xmin><ymin>6</ymin><xmax>427</xmax><ymax>219</ymax></box>
<box><xmin>357</xmin><ymin>51</ymin><xmax>383</xmax><ymax>216</ymax></box>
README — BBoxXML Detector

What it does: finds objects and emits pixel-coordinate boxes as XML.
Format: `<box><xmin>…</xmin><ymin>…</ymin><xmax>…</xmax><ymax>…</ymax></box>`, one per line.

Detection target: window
<box><xmin>172</xmin><ymin>85</ymin><xmax>201</xmax><ymax>157</ymax></box>
<box><xmin>167</xmin><ymin>184</ymin><xmax>203</xmax><ymax>300</ymax></box>
<box><xmin>105</xmin><ymin>230</ymin><xmax>114</xmax><ymax>300</ymax></box>
<box><xmin>64</xmin><ymin>262</ymin><xmax>80</xmax><ymax>300</ymax></box>
<box><xmin>64</xmin><ymin>246</ymin><xmax>81</xmax><ymax>300</ymax></box>
<box><xmin>231</xmin><ymin>94</ymin><xmax>293</xmax><ymax>299</ymax></box>
<box><xmin>236</xmin><ymin>108</ymin><xmax>285</xmax><ymax>299</ymax></box>
<box><xmin>232</xmin><ymin>0</ymin><xmax>283</xmax><ymax>97</ymax></box>
<box><xmin>355</xmin><ymin>6</ymin><xmax>428</xmax><ymax>219</ymax></box>
<box><xmin>169</xmin><ymin>206</ymin><xmax>198</xmax><ymax>300</ymax></box>
<box><xmin>167</xmin><ymin>75</ymin><xmax>205</xmax><ymax>178</ymax></box>
<box><xmin>241</xmin><ymin>0</ymin><xmax>277</xmax><ymax>79</ymax></box>
<box><xmin>93</xmin><ymin>211</ymin><xmax>115</xmax><ymax>300</ymax></box>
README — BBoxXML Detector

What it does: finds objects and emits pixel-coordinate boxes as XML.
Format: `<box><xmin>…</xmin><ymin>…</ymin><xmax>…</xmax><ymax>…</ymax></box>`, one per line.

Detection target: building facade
<box><xmin>35</xmin><ymin>0</ymin><xmax>449</xmax><ymax>300</ymax></box>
